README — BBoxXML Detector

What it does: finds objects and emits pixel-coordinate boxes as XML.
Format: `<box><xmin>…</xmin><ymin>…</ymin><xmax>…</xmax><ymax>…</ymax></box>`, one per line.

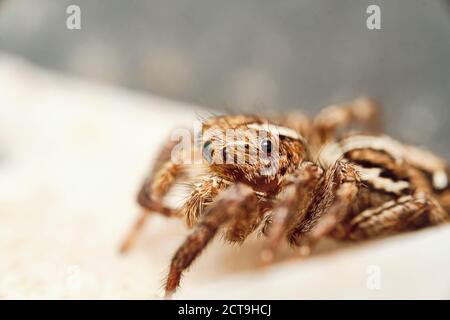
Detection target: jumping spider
<box><xmin>120</xmin><ymin>97</ymin><xmax>450</xmax><ymax>296</ymax></box>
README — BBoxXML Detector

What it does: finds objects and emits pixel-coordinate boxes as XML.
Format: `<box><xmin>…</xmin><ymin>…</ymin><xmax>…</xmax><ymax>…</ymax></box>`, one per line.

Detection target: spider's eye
<box><xmin>203</xmin><ymin>140</ymin><xmax>214</xmax><ymax>163</ymax></box>
<box><xmin>260</xmin><ymin>139</ymin><xmax>272</xmax><ymax>154</ymax></box>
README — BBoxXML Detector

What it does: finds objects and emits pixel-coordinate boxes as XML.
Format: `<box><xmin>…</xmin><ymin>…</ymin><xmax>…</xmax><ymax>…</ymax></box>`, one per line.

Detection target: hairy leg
<box><xmin>346</xmin><ymin>194</ymin><xmax>448</xmax><ymax>240</ymax></box>
<box><xmin>224</xmin><ymin>200</ymin><xmax>267</xmax><ymax>243</ymax></box>
<box><xmin>287</xmin><ymin>160</ymin><xmax>361</xmax><ymax>249</ymax></box>
<box><xmin>310</xmin><ymin>97</ymin><xmax>381</xmax><ymax>155</ymax></box>
<box><xmin>301</xmin><ymin>171</ymin><xmax>360</xmax><ymax>249</ymax></box>
<box><xmin>183</xmin><ymin>176</ymin><xmax>229</xmax><ymax>228</ymax></box>
<box><xmin>165</xmin><ymin>183</ymin><xmax>257</xmax><ymax>296</ymax></box>
<box><xmin>120</xmin><ymin>138</ymin><xmax>186</xmax><ymax>253</ymax></box>
<box><xmin>262</xmin><ymin>161</ymin><xmax>322</xmax><ymax>258</ymax></box>
<box><xmin>420</xmin><ymin>195</ymin><xmax>449</xmax><ymax>225</ymax></box>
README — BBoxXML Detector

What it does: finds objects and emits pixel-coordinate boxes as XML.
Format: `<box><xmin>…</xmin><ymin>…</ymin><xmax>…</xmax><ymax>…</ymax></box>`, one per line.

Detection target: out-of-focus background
<box><xmin>1</xmin><ymin>0</ymin><xmax>450</xmax><ymax>299</ymax></box>
<box><xmin>1</xmin><ymin>0</ymin><xmax>450</xmax><ymax>156</ymax></box>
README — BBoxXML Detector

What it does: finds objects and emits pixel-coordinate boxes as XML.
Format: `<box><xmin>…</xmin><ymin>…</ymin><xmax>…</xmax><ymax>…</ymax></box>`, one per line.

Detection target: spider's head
<box><xmin>200</xmin><ymin>115</ymin><xmax>310</xmax><ymax>193</ymax></box>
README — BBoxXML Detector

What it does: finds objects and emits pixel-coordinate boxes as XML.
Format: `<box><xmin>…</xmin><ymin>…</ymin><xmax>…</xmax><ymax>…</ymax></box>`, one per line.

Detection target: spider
<box><xmin>120</xmin><ymin>97</ymin><xmax>450</xmax><ymax>297</ymax></box>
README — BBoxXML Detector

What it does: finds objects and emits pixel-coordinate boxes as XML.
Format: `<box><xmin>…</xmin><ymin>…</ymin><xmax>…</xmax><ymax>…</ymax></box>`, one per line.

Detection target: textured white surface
<box><xmin>0</xmin><ymin>54</ymin><xmax>449</xmax><ymax>299</ymax></box>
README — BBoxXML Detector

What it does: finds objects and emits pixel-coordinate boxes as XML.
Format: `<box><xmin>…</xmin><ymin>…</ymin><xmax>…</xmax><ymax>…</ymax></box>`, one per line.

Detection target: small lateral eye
<box><xmin>260</xmin><ymin>139</ymin><xmax>272</xmax><ymax>154</ymax></box>
<box><xmin>203</xmin><ymin>140</ymin><xmax>214</xmax><ymax>163</ymax></box>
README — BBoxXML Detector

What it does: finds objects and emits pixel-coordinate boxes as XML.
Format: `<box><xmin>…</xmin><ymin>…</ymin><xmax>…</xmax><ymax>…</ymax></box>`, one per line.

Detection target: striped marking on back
<box><xmin>319</xmin><ymin>135</ymin><xmax>411</xmax><ymax>195</ymax></box>
<box><xmin>319</xmin><ymin>135</ymin><xmax>404</xmax><ymax>169</ymax></box>
<box><xmin>354</xmin><ymin>165</ymin><xmax>410</xmax><ymax>195</ymax></box>
<box><xmin>319</xmin><ymin>134</ymin><xmax>448</xmax><ymax>191</ymax></box>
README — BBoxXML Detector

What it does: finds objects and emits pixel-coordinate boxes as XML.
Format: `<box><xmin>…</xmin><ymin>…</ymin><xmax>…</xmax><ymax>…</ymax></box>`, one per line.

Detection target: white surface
<box><xmin>0</xmin><ymin>54</ymin><xmax>449</xmax><ymax>299</ymax></box>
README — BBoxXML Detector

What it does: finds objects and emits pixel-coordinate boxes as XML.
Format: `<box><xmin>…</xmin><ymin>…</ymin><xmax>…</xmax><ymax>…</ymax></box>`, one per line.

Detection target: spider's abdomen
<box><xmin>319</xmin><ymin>134</ymin><xmax>450</xmax><ymax>215</ymax></box>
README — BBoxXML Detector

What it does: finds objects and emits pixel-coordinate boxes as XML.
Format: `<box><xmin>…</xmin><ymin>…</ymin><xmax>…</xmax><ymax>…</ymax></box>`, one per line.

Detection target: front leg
<box><xmin>165</xmin><ymin>183</ymin><xmax>257</xmax><ymax>296</ymax></box>
<box><xmin>287</xmin><ymin>160</ymin><xmax>361</xmax><ymax>248</ymax></box>
<box><xmin>262</xmin><ymin>161</ymin><xmax>323</xmax><ymax>255</ymax></box>
<box><xmin>183</xmin><ymin>176</ymin><xmax>229</xmax><ymax>227</ymax></box>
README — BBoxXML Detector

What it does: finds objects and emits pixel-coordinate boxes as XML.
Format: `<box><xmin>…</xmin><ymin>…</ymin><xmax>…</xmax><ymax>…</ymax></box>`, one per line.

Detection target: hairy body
<box><xmin>120</xmin><ymin>98</ymin><xmax>450</xmax><ymax>296</ymax></box>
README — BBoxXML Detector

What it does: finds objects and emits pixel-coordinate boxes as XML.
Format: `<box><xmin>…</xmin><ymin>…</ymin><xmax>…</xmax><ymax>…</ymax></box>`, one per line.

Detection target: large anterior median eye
<box><xmin>203</xmin><ymin>140</ymin><xmax>214</xmax><ymax>163</ymax></box>
<box><xmin>260</xmin><ymin>139</ymin><xmax>272</xmax><ymax>155</ymax></box>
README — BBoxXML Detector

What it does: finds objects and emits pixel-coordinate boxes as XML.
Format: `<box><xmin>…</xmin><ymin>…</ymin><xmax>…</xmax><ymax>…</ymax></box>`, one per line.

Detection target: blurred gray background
<box><xmin>0</xmin><ymin>0</ymin><xmax>449</xmax><ymax>157</ymax></box>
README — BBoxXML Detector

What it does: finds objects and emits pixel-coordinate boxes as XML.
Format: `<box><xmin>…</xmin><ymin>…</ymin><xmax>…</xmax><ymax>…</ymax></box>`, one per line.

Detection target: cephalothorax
<box><xmin>120</xmin><ymin>98</ymin><xmax>450</xmax><ymax>296</ymax></box>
